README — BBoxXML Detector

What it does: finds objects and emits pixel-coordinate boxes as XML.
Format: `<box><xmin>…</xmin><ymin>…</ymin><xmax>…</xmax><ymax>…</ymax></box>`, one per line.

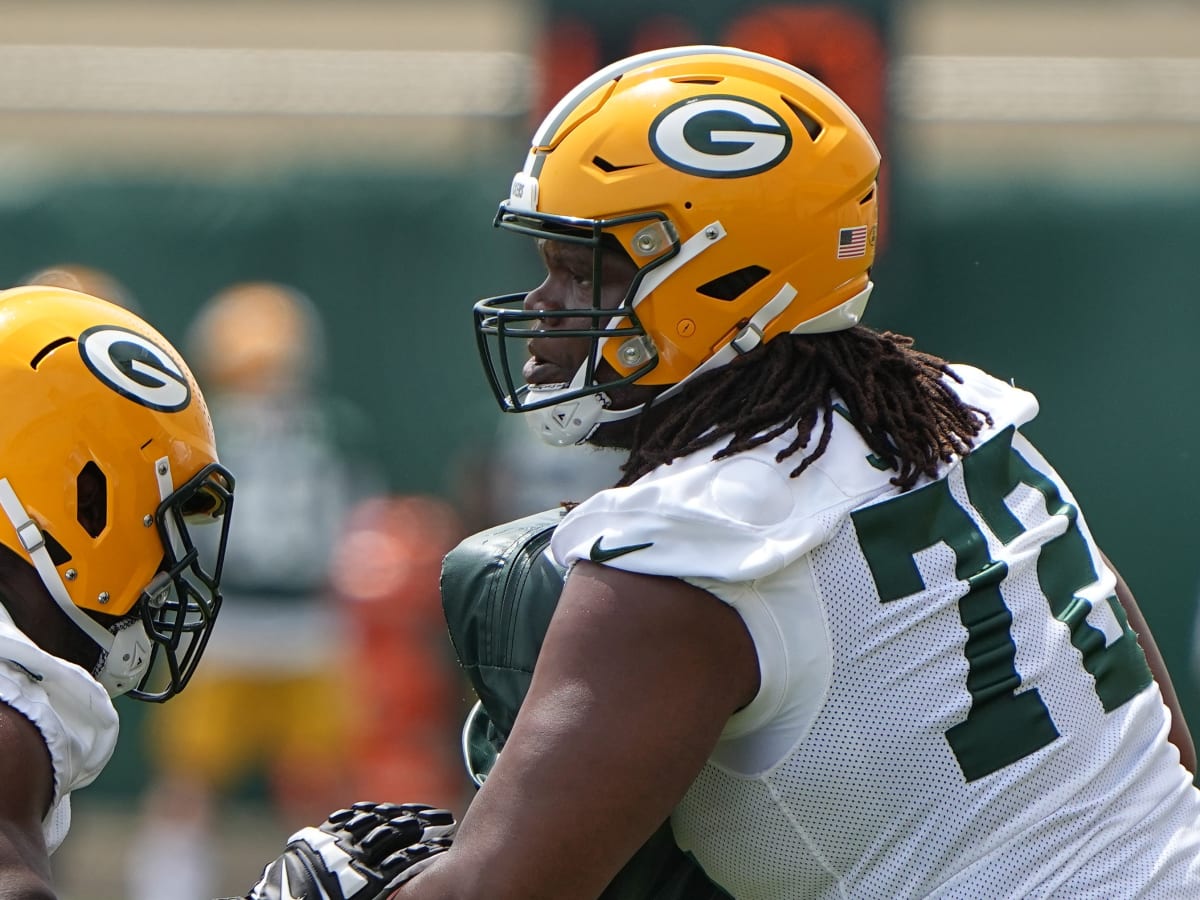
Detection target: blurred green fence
<box><xmin>882</xmin><ymin>174</ymin><xmax>1200</xmax><ymax>741</ymax></box>
<box><xmin>3</xmin><ymin>166</ymin><xmax>1198</xmax><ymax>793</ymax></box>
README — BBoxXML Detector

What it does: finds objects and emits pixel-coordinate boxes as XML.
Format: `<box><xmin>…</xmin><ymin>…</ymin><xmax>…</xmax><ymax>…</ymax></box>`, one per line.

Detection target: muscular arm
<box><xmin>395</xmin><ymin>560</ymin><xmax>759</xmax><ymax>900</ymax></box>
<box><xmin>0</xmin><ymin>702</ymin><xmax>56</xmax><ymax>899</ymax></box>
<box><xmin>1103</xmin><ymin>553</ymin><xmax>1197</xmax><ymax>774</ymax></box>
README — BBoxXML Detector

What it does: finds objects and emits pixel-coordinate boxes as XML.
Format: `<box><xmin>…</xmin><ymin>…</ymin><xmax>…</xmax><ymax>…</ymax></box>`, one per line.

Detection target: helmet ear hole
<box><xmin>41</xmin><ymin>530</ymin><xmax>72</xmax><ymax>566</ymax></box>
<box><xmin>77</xmin><ymin>461</ymin><xmax>108</xmax><ymax>538</ymax></box>
<box><xmin>781</xmin><ymin>96</ymin><xmax>824</xmax><ymax>141</ymax></box>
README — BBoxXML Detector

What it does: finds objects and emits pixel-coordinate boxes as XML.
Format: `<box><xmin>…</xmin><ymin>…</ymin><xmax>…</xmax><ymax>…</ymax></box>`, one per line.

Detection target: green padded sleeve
<box><xmin>441</xmin><ymin>507</ymin><xmax>730</xmax><ymax>900</ymax></box>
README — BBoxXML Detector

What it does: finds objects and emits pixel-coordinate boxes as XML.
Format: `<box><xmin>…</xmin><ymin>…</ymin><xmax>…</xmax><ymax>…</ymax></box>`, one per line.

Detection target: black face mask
<box><xmin>127</xmin><ymin>461</ymin><xmax>235</xmax><ymax>702</ymax></box>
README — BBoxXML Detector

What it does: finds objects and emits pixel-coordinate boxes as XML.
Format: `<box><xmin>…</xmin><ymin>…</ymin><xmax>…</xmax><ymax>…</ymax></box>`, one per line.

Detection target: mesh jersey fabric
<box><xmin>0</xmin><ymin>606</ymin><xmax>119</xmax><ymax>852</ymax></box>
<box><xmin>551</xmin><ymin>364</ymin><xmax>1200</xmax><ymax>899</ymax></box>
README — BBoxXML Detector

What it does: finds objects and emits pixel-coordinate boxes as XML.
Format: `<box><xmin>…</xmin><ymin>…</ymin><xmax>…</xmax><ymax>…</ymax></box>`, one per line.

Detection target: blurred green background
<box><xmin>1</xmin><ymin>0</ymin><xmax>1198</xmax><ymax>895</ymax></box>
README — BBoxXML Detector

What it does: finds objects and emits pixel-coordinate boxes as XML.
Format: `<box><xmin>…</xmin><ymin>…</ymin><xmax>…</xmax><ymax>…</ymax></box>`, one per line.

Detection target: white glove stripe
<box><xmin>308</xmin><ymin>829</ymin><xmax>370</xmax><ymax>897</ymax></box>
<box><xmin>279</xmin><ymin>863</ymin><xmax>306</xmax><ymax>900</ymax></box>
<box><xmin>245</xmin><ymin>804</ymin><xmax>455</xmax><ymax>900</ymax></box>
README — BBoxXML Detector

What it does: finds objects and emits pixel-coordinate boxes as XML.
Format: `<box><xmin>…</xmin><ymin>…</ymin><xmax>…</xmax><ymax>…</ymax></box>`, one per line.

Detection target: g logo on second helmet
<box><xmin>78</xmin><ymin>325</ymin><xmax>191</xmax><ymax>412</ymax></box>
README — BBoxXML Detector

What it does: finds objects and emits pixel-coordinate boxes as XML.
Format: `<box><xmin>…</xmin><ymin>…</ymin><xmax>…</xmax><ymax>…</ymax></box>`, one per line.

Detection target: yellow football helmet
<box><xmin>474</xmin><ymin>45</ymin><xmax>881</xmax><ymax>444</ymax></box>
<box><xmin>0</xmin><ymin>285</ymin><xmax>234</xmax><ymax>700</ymax></box>
<box><xmin>186</xmin><ymin>281</ymin><xmax>325</xmax><ymax>394</ymax></box>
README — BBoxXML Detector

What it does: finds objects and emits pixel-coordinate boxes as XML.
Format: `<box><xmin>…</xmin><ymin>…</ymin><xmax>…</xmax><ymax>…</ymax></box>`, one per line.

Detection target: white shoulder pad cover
<box><xmin>552</xmin><ymin>430</ymin><xmax>892</xmax><ymax>583</ymax></box>
<box><xmin>0</xmin><ymin>612</ymin><xmax>119</xmax><ymax>853</ymax></box>
<box><xmin>551</xmin><ymin>364</ymin><xmax>1039</xmax><ymax>585</ymax></box>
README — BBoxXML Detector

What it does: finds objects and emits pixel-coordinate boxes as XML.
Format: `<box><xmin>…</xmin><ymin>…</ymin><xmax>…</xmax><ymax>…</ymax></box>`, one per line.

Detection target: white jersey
<box><xmin>551</xmin><ymin>365</ymin><xmax>1200</xmax><ymax>899</ymax></box>
<box><xmin>0</xmin><ymin>607</ymin><xmax>119</xmax><ymax>853</ymax></box>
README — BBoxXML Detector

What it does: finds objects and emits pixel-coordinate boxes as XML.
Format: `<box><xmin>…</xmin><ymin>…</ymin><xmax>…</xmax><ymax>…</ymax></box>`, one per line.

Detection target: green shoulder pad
<box><xmin>443</xmin><ymin>507</ymin><xmax>730</xmax><ymax>900</ymax></box>
<box><xmin>441</xmin><ymin>507</ymin><xmax>566</xmax><ymax>739</ymax></box>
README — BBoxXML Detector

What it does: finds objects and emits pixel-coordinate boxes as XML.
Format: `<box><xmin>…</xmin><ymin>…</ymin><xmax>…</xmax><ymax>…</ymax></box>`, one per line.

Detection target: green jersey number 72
<box><xmin>851</xmin><ymin>426</ymin><xmax>1152</xmax><ymax>782</ymax></box>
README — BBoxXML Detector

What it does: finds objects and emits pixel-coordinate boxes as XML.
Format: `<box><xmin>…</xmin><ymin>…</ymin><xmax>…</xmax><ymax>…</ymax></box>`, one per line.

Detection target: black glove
<box><xmin>234</xmin><ymin>802</ymin><xmax>455</xmax><ymax>900</ymax></box>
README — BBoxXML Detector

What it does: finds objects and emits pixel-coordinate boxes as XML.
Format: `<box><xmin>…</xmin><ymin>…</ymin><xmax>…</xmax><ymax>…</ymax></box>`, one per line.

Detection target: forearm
<box><xmin>0</xmin><ymin>830</ymin><xmax>54</xmax><ymax>900</ymax></box>
<box><xmin>393</xmin><ymin>564</ymin><xmax>758</xmax><ymax>899</ymax></box>
<box><xmin>1103</xmin><ymin>553</ymin><xmax>1197</xmax><ymax>773</ymax></box>
<box><xmin>0</xmin><ymin>705</ymin><xmax>56</xmax><ymax>899</ymax></box>
<box><xmin>1121</xmin><ymin>595</ymin><xmax>1196</xmax><ymax>773</ymax></box>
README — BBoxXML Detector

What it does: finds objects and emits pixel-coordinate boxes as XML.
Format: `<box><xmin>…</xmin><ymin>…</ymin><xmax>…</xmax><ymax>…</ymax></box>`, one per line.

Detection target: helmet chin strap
<box><xmin>525</xmin><ymin>283</ymin><xmax>874</xmax><ymax>448</ymax></box>
<box><xmin>525</xmin><ymin>368</ymin><xmax>641</xmax><ymax>447</ymax></box>
<box><xmin>655</xmin><ymin>281</ymin><xmax>874</xmax><ymax>406</ymax></box>
<box><xmin>0</xmin><ymin>472</ymin><xmax>160</xmax><ymax>698</ymax></box>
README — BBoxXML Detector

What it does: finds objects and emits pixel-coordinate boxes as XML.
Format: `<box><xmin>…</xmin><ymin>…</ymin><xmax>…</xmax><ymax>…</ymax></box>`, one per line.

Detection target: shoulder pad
<box><xmin>442</xmin><ymin>507</ymin><xmax>566</xmax><ymax>738</ymax></box>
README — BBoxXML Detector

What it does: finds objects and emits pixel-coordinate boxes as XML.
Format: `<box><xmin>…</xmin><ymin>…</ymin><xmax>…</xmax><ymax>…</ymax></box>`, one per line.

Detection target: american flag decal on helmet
<box><xmin>837</xmin><ymin>226</ymin><xmax>868</xmax><ymax>259</ymax></box>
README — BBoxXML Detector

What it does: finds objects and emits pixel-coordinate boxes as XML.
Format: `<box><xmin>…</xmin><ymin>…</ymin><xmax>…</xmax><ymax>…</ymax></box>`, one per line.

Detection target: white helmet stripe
<box><xmin>527</xmin><ymin>44</ymin><xmax>833</xmax><ymax>178</ymax></box>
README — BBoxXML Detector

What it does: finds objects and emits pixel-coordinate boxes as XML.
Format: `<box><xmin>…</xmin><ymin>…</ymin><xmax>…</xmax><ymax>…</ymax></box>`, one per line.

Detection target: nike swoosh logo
<box><xmin>589</xmin><ymin>536</ymin><xmax>653</xmax><ymax>563</ymax></box>
<box><xmin>280</xmin><ymin>864</ymin><xmax>301</xmax><ymax>900</ymax></box>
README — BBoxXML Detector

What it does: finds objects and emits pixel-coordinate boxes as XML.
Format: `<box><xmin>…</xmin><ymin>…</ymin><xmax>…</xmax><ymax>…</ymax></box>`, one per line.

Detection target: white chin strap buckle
<box><xmin>96</xmin><ymin>620</ymin><xmax>154</xmax><ymax>696</ymax></box>
<box><xmin>527</xmin><ymin>390</ymin><xmax>607</xmax><ymax>446</ymax></box>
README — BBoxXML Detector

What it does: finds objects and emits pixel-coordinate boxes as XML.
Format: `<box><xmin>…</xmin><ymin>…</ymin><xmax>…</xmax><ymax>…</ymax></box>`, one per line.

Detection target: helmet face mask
<box><xmin>474</xmin><ymin>210</ymin><xmax>677</xmax><ymax>416</ymax></box>
<box><xmin>131</xmin><ymin>460</ymin><xmax>234</xmax><ymax>701</ymax></box>
<box><xmin>473</xmin><ymin>45</ymin><xmax>881</xmax><ymax>444</ymax></box>
<box><xmin>0</xmin><ymin>285</ymin><xmax>235</xmax><ymax>701</ymax></box>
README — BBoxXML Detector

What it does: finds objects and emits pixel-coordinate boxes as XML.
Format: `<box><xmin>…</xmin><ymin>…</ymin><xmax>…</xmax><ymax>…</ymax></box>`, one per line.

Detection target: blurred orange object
<box><xmin>330</xmin><ymin>494</ymin><xmax>471</xmax><ymax>806</ymax></box>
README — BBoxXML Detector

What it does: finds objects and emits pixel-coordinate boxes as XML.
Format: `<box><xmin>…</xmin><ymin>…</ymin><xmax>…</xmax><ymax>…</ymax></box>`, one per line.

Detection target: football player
<box><xmin>130</xmin><ymin>281</ymin><xmax>382</xmax><ymax>900</ymax></box>
<box><xmin>247</xmin><ymin>44</ymin><xmax>1200</xmax><ymax>900</ymax></box>
<box><xmin>20</xmin><ymin>262</ymin><xmax>140</xmax><ymax>312</ymax></box>
<box><xmin>431</xmin><ymin>44</ymin><xmax>1200</xmax><ymax>898</ymax></box>
<box><xmin>0</xmin><ymin>284</ymin><xmax>233</xmax><ymax>896</ymax></box>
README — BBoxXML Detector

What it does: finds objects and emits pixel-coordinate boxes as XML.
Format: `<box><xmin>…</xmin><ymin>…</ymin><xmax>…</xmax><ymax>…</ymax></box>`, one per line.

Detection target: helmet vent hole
<box><xmin>860</xmin><ymin>189</ymin><xmax>875</xmax><ymax>205</ymax></box>
<box><xmin>781</xmin><ymin>96</ymin><xmax>824</xmax><ymax>142</ymax></box>
<box><xmin>77</xmin><ymin>461</ymin><xmax>108</xmax><ymax>538</ymax></box>
<box><xmin>41</xmin><ymin>530</ymin><xmax>71</xmax><ymax>566</ymax></box>
<box><xmin>670</xmin><ymin>76</ymin><xmax>722</xmax><ymax>85</ymax></box>
<box><xmin>697</xmin><ymin>265</ymin><xmax>770</xmax><ymax>302</ymax></box>
<box><xmin>592</xmin><ymin>156</ymin><xmax>643</xmax><ymax>174</ymax></box>
<box><xmin>30</xmin><ymin>337</ymin><xmax>75</xmax><ymax>370</ymax></box>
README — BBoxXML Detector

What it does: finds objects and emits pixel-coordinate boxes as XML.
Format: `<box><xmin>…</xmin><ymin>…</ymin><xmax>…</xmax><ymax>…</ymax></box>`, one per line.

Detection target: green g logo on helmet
<box><xmin>78</xmin><ymin>325</ymin><xmax>191</xmax><ymax>413</ymax></box>
<box><xmin>649</xmin><ymin>95</ymin><xmax>792</xmax><ymax>178</ymax></box>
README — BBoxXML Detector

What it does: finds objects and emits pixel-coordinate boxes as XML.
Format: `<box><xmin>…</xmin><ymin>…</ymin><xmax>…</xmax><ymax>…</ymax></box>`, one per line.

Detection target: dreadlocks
<box><xmin>619</xmin><ymin>327</ymin><xmax>992</xmax><ymax>490</ymax></box>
